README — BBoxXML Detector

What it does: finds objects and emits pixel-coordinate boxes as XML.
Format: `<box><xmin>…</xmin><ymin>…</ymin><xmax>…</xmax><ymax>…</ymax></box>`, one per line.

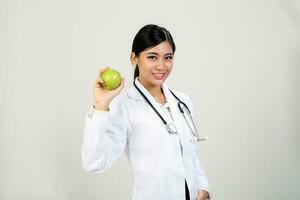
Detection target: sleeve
<box><xmin>90</xmin><ymin>107</ymin><xmax>108</xmax><ymax>119</ymax></box>
<box><xmin>180</xmin><ymin>92</ymin><xmax>212</xmax><ymax>199</ymax></box>
<box><xmin>81</xmin><ymin>96</ymin><xmax>131</xmax><ymax>173</ymax></box>
<box><xmin>195</xmin><ymin>156</ymin><xmax>211</xmax><ymax>199</ymax></box>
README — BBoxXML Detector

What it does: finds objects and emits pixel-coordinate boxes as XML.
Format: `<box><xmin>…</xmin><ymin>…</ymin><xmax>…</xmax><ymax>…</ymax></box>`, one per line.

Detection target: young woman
<box><xmin>82</xmin><ymin>24</ymin><xmax>211</xmax><ymax>200</ymax></box>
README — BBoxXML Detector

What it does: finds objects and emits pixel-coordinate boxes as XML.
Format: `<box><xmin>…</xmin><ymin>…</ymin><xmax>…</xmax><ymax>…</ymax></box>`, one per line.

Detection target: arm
<box><xmin>179</xmin><ymin>92</ymin><xmax>212</xmax><ymax>199</ymax></box>
<box><xmin>81</xmin><ymin>67</ymin><xmax>129</xmax><ymax>173</ymax></box>
<box><xmin>81</xmin><ymin>96</ymin><xmax>131</xmax><ymax>173</ymax></box>
<box><xmin>195</xmin><ymin>156</ymin><xmax>211</xmax><ymax>199</ymax></box>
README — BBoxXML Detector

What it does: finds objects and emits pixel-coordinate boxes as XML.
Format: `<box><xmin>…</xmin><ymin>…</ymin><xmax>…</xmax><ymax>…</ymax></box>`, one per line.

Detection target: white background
<box><xmin>0</xmin><ymin>0</ymin><xmax>299</xmax><ymax>199</ymax></box>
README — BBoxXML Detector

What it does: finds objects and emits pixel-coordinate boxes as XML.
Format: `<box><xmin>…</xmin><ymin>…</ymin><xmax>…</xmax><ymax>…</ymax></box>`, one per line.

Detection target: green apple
<box><xmin>100</xmin><ymin>68</ymin><xmax>122</xmax><ymax>90</ymax></box>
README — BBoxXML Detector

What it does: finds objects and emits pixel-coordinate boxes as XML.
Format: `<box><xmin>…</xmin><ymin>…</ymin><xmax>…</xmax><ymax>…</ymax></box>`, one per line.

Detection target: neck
<box><xmin>138</xmin><ymin>77</ymin><xmax>164</xmax><ymax>98</ymax></box>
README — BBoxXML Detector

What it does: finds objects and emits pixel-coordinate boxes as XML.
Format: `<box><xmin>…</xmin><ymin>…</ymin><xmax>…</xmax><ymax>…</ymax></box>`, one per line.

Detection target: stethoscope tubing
<box><xmin>133</xmin><ymin>80</ymin><xmax>207</xmax><ymax>142</ymax></box>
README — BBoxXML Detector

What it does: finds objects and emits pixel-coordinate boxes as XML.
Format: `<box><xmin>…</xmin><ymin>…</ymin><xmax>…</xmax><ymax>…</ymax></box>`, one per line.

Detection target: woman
<box><xmin>81</xmin><ymin>24</ymin><xmax>211</xmax><ymax>200</ymax></box>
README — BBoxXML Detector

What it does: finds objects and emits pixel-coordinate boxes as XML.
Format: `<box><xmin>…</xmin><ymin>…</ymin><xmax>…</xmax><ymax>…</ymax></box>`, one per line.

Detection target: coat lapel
<box><xmin>127</xmin><ymin>78</ymin><xmax>184</xmax><ymax>135</ymax></box>
<box><xmin>131</xmin><ymin>78</ymin><xmax>173</xmax><ymax>126</ymax></box>
<box><xmin>162</xmin><ymin>83</ymin><xmax>184</xmax><ymax>135</ymax></box>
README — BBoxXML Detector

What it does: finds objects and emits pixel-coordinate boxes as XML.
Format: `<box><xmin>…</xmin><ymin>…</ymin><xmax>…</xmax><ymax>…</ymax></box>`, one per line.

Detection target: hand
<box><xmin>196</xmin><ymin>189</ymin><xmax>209</xmax><ymax>200</ymax></box>
<box><xmin>93</xmin><ymin>66</ymin><xmax>125</xmax><ymax>110</ymax></box>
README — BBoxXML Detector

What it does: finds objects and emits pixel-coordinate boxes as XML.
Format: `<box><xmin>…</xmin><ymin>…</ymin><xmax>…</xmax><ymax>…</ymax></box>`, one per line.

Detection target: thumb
<box><xmin>113</xmin><ymin>78</ymin><xmax>125</xmax><ymax>94</ymax></box>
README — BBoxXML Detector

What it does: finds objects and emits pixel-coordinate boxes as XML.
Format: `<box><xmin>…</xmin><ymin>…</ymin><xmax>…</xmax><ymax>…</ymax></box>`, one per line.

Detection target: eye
<box><xmin>165</xmin><ymin>56</ymin><xmax>173</xmax><ymax>60</ymax></box>
<box><xmin>147</xmin><ymin>56</ymin><xmax>157</xmax><ymax>60</ymax></box>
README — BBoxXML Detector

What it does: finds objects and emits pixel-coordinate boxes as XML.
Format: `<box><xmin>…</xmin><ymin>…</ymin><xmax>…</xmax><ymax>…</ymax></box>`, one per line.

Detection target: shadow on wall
<box><xmin>279</xmin><ymin>0</ymin><xmax>300</xmax><ymax>29</ymax></box>
<box><xmin>279</xmin><ymin>0</ymin><xmax>300</xmax><ymax>159</ymax></box>
<box><xmin>288</xmin><ymin>46</ymin><xmax>300</xmax><ymax>160</ymax></box>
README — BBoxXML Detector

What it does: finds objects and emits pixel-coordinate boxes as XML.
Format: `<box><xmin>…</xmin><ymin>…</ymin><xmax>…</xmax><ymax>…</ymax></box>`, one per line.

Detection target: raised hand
<box><xmin>93</xmin><ymin>66</ymin><xmax>125</xmax><ymax>111</ymax></box>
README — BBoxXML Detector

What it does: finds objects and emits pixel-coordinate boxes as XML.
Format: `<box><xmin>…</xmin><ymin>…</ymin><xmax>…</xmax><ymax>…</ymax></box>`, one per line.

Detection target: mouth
<box><xmin>152</xmin><ymin>72</ymin><xmax>167</xmax><ymax>80</ymax></box>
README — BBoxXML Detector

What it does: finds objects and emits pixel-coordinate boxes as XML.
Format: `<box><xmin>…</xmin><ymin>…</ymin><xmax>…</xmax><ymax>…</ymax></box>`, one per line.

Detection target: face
<box><xmin>131</xmin><ymin>41</ymin><xmax>174</xmax><ymax>88</ymax></box>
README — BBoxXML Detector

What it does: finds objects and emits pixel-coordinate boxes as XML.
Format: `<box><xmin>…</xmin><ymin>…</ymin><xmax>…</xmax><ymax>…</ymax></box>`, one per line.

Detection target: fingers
<box><xmin>94</xmin><ymin>77</ymin><xmax>104</xmax><ymax>89</ymax></box>
<box><xmin>95</xmin><ymin>66</ymin><xmax>109</xmax><ymax>88</ymax></box>
<box><xmin>120</xmin><ymin>78</ymin><xmax>125</xmax><ymax>89</ymax></box>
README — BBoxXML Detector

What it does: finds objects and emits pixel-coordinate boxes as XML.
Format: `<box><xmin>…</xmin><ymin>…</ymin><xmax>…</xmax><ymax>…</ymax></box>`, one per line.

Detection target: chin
<box><xmin>150</xmin><ymin>77</ymin><xmax>168</xmax><ymax>86</ymax></box>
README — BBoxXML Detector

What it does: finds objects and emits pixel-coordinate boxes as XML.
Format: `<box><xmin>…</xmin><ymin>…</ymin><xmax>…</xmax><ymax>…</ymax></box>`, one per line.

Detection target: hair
<box><xmin>131</xmin><ymin>24</ymin><xmax>176</xmax><ymax>79</ymax></box>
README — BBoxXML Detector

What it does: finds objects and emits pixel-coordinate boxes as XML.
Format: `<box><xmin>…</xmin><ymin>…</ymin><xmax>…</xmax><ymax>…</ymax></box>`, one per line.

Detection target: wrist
<box><xmin>93</xmin><ymin>102</ymin><xmax>109</xmax><ymax>111</ymax></box>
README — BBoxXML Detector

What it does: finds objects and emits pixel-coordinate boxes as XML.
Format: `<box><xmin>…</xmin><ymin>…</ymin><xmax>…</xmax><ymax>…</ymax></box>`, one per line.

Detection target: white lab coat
<box><xmin>81</xmin><ymin>78</ymin><xmax>210</xmax><ymax>200</ymax></box>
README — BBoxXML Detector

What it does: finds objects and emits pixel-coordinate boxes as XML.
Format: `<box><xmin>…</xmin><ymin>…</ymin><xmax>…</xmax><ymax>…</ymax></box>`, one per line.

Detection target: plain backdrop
<box><xmin>0</xmin><ymin>0</ymin><xmax>299</xmax><ymax>199</ymax></box>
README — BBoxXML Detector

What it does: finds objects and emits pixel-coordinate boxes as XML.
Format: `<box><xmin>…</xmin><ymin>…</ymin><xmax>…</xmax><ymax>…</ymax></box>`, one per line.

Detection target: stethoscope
<box><xmin>133</xmin><ymin>80</ymin><xmax>208</xmax><ymax>142</ymax></box>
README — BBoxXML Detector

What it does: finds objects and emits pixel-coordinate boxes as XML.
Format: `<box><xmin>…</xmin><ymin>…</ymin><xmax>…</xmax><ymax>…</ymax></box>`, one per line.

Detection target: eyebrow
<box><xmin>146</xmin><ymin>52</ymin><xmax>174</xmax><ymax>56</ymax></box>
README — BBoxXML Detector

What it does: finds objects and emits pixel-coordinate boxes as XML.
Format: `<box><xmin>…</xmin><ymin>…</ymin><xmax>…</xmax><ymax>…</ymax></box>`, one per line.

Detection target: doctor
<box><xmin>81</xmin><ymin>24</ymin><xmax>211</xmax><ymax>200</ymax></box>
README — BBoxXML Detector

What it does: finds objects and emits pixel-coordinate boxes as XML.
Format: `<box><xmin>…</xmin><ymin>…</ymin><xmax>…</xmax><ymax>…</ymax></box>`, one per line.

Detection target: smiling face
<box><xmin>131</xmin><ymin>41</ymin><xmax>174</xmax><ymax>89</ymax></box>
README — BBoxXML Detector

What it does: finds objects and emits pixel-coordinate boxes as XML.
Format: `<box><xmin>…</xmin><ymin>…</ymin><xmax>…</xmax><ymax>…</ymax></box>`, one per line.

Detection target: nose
<box><xmin>155</xmin><ymin>59</ymin><xmax>165</xmax><ymax>70</ymax></box>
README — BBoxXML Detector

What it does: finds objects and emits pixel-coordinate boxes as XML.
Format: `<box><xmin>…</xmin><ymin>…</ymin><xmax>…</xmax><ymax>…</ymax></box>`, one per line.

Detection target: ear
<box><xmin>130</xmin><ymin>52</ymin><xmax>138</xmax><ymax>66</ymax></box>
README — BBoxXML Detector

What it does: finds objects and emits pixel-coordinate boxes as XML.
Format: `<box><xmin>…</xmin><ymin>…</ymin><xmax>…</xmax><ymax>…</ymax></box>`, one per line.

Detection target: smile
<box><xmin>152</xmin><ymin>73</ymin><xmax>166</xmax><ymax>80</ymax></box>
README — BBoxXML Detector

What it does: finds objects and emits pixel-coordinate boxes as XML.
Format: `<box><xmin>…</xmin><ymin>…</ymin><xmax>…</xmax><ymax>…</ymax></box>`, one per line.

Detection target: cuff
<box><xmin>93</xmin><ymin>109</ymin><xmax>108</xmax><ymax>118</ymax></box>
<box><xmin>86</xmin><ymin>105</ymin><xmax>109</xmax><ymax>119</ymax></box>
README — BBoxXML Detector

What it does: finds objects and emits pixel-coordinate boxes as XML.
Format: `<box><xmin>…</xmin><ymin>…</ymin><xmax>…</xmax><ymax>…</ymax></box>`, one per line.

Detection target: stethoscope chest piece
<box><xmin>166</xmin><ymin>123</ymin><xmax>177</xmax><ymax>134</ymax></box>
<box><xmin>133</xmin><ymin>80</ymin><xmax>208</xmax><ymax>142</ymax></box>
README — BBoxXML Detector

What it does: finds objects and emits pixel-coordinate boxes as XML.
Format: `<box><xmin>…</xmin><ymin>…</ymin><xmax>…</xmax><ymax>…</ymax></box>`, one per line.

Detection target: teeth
<box><xmin>153</xmin><ymin>73</ymin><xmax>165</xmax><ymax>77</ymax></box>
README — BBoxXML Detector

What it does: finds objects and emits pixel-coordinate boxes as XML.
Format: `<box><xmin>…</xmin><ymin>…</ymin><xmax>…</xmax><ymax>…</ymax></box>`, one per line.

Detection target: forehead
<box><xmin>143</xmin><ymin>41</ymin><xmax>173</xmax><ymax>55</ymax></box>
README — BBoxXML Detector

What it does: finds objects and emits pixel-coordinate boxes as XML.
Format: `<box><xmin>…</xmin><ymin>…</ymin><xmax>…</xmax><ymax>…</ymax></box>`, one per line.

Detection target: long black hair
<box><xmin>131</xmin><ymin>24</ymin><xmax>176</xmax><ymax>79</ymax></box>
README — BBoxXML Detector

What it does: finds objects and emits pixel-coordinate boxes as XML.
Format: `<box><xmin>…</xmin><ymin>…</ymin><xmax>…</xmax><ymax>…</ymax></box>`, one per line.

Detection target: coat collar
<box><xmin>127</xmin><ymin>77</ymin><xmax>174</xmax><ymax>103</ymax></box>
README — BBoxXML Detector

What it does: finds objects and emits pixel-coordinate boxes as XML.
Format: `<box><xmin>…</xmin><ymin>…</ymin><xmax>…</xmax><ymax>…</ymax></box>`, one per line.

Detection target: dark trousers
<box><xmin>185</xmin><ymin>180</ymin><xmax>190</xmax><ymax>200</ymax></box>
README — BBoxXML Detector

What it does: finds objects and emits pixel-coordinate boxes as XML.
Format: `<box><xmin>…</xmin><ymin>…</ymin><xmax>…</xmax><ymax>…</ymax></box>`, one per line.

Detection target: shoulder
<box><xmin>109</xmin><ymin>86</ymin><xmax>141</xmax><ymax>110</ymax></box>
<box><xmin>170</xmin><ymin>89</ymin><xmax>193</xmax><ymax>105</ymax></box>
<box><xmin>167</xmin><ymin>88</ymin><xmax>194</xmax><ymax>114</ymax></box>
<box><xmin>124</xmin><ymin>86</ymin><xmax>144</xmax><ymax>101</ymax></box>
<box><xmin>108</xmin><ymin>90</ymin><xmax>131</xmax><ymax>110</ymax></box>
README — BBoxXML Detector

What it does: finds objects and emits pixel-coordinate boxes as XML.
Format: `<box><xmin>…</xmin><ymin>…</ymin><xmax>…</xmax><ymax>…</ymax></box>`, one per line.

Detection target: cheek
<box><xmin>166</xmin><ymin>62</ymin><xmax>173</xmax><ymax>71</ymax></box>
<box><xmin>138</xmin><ymin>63</ymin><xmax>153</xmax><ymax>76</ymax></box>
<box><xmin>140</xmin><ymin>61</ymin><xmax>155</xmax><ymax>71</ymax></box>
